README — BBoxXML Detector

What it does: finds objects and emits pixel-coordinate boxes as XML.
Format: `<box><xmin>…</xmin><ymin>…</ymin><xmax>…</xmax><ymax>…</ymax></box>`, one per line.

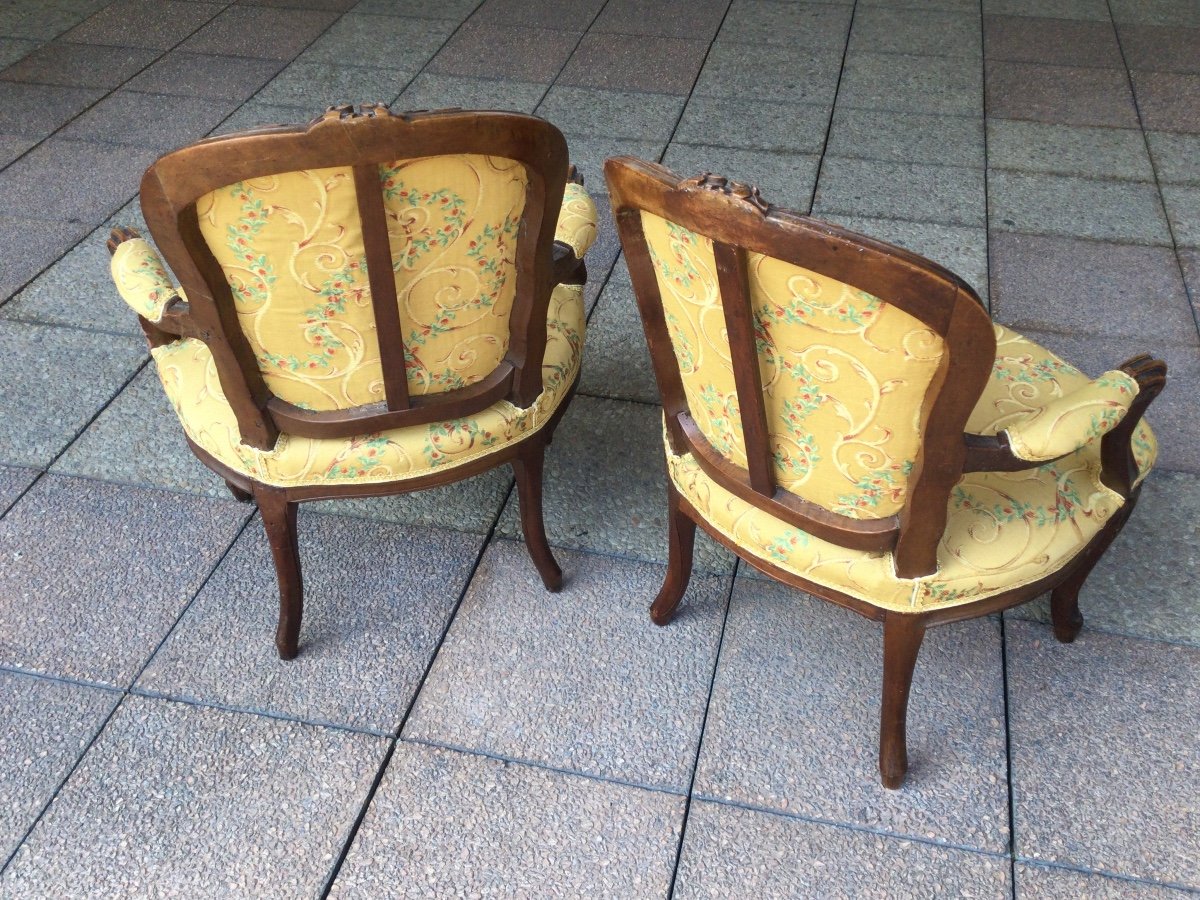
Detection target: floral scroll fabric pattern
<box><xmin>110</xmin><ymin>238</ymin><xmax>179</xmax><ymax>322</ymax></box>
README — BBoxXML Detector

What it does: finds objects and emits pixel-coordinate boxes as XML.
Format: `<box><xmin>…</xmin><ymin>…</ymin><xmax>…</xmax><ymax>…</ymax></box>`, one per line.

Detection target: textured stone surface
<box><xmin>850</xmin><ymin>7</ymin><xmax>982</xmax><ymax>58</ymax></box>
<box><xmin>63</xmin><ymin>0</ymin><xmax>222</xmax><ymax>49</ymax></box>
<box><xmin>674</xmin><ymin>801</ymin><xmax>1012</xmax><ymax>899</ymax></box>
<box><xmin>987</xmin><ymin>62</ymin><xmax>1138</xmax><ymax>128</ymax></box>
<box><xmin>0</xmin><ymin>671</ymin><xmax>118</xmax><ymax>864</ymax></box>
<box><xmin>124</xmin><ymin>51</ymin><xmax>284</xmax><ymax>101</ymax></box>
<box><xmin>1014</xmin><ymin>864</ymin><xmax>1196</xmax><ymax>898</ymax></box>
<box><xmin>1147</xmin><ymin>132</ymin><xmax>1200</xmax><ymax>184</ymax></box>
<box><xmin>694</xmin><ymin>43</ymin><xmax>843</xmax><ymax>107</ymax></box>
<box><xmin>695</xmin><ymin>578</ymin><xmax>1010</xmax><ymax>852</ymax></box>
<box><xmin>330</xmin><ymin>742</ymin><xmax>684</xmax><ymax>899</ymax></box>
<box><xmin>406</xmin><ymin>541</ymin><xmax>729</xmax><ymax>790</ymax></box>
<box><xmin>0</xmin><ymin>696</ymin><xmax>388</xmax><ymax>897</ymax></box>
<box><xmin>299</xmin><ymin>14</ymin><xmax>455</xmax><ymax>70</ymax></box>
<box><xmin>814</xmin><ymin>157</ymin><xmax>986</xmax><ymax>227</ymax></box>
<box><xmin>0</xmin><ymin>82</ymin><xmax>104</xmax><ymax>140</ymax></box>
<box><xmin>989</xmin><ymin>170</ymin><xmax>1172</xmax><ymax>245</ymax></box>
<box><xmin>579</xmin><ymin>275</ymin><xmax>659</xmax><ymax>403</ymax></box>
<box><xmin>981</xmin><ymin>0</ymin><xmax>1109</xmax><ymax>20</ymax></box>
<box><xmin>494</xmin><ymin>395</ymin><xmax>735</xmax><ymax>572</ymax></box>
<box><xmin>0</xmin><ymin>217</ymin><xmax>89</xmax><ymax>306</ymax></box>
<box><xmin>662</xmin><ymin>143</ymin><xmax>820</xmax><ymax>212</ymax></box>
<box><xmin>984</xmin><ymin>14</ymin><xmax>1122</xmax><ymax>67</ymax></box>
<box><xmin>0</xmin><ymin>42</ymin><xmax>158</xmax><ymax>88</ymax></box>
<box><xmin>0</xmin><ymin>321</ymin><xmax>145</xmax><ymax>468</ymax></box>
<box><xmin>674</xmin><ymin>96</ymin><xmax>830</xmax><ymax>155</ymax></box>
<box><xmin>838</xmin><ymin>52</ymin><xmax>983</xmax><ymax>115</ymax></box>
<box><xmin>593</xmin><ymin>0</ymin><xmax>727</xmax><ymax>40</ymax></box>
<box><xmin>255</xmin><ymin>61</ymin><xmax>413</xmax><ymax>108</ymax></box>
<box><xmin>180</xmin><ymin>6</ymin><xmax>339</xmax><ymax>60</ymax></box>
<box><xmin>59</xmin><ymin>89</ymin><xmax>232</xmax><ymax>149</ymax></box>
<box><xmin>1119</xmin><ymin>23</ymin><xmax>1200</xmax><ymax>73</ymax></box>
<box><xmin>428</xmin><ymin>22</ymin><xmax>577</xmax><ymax>82</ymax></box>
<box><xmin>1130</xmin><ymin>71</ymin><xmax>1200</xmax><ymax>134</ymax></box>
<box><xmin>138</xmin><ymin>512</ymin><xmax>482</xmax><ymax>734</ymax></box>
<box><xmin>537</xmin><ymin>85</ymin><xmax>684</xmax><ymax>141</ymax></box>
<box><xmin>988</xmin><ymin>119</ymin><xmax>1155</xmax><ymax>181</ymax></box>
<box><xmin>396</xmin><ymin>73</ymin><xmax>546</xmax><ymax>114</ymax></box>
<box><xmin>827</xmin><ymin>107</ymin><xmax>985</xmax><ymax>168</ymax></box>
<box><xmin>0</xmin><ymin>464</ymin><xmax>37</xmax><ymax>513</ymax></box>
<box><xmin>558</xmin><ymin>33</ymin><xmax>708</xmax><ymax>94</ymax></box>
<box><xmin>0</xmin><ymin>476</ymin><xmax>250</xmax><ymax>686</ymax></box>
<box><xmin>717</xmin><ymin>0</ymin><xmax>852</xmax><ymax>48</ymax></box>
<box><xmin>1162</xmin><ymin>185</ymin><xmax>1200</xmax><ymax>248</ymax></box>
<box><xmin>1007</xmin><ymin>620</ymin><xmax>1200</xmax><ymax>886</ymax></box>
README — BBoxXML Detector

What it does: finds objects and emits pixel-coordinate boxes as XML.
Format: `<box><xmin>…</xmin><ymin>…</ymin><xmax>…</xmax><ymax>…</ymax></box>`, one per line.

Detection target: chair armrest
<box><xmin>1100</xmin><ymin>355</ymin><xmax>1167</xmax><ymax>496</ymax></box>
<box><xmin>107</xmin><ymin>226</ymin><xmax>180</xmax><ymax>324</ymax></box>
<box><xmin>1002</xmin><ymin>369</ymin><xmax>1139</xmax><ymax>462</ymax></box>
<box><xmin>553</xmin><ymin>171</ymin><xmax>598</xmax><ymax>261</ymax></box>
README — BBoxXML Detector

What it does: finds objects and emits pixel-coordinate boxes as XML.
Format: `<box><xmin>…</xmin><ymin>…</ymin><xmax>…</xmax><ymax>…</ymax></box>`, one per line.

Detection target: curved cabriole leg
<box><xmin>1049</xmin><ymin>497</ymin><xmax>1137</xmax><ymax>643</ymax></box>
<box><xmin>512</xmin><ymin>441</ymin><xmax>563</xmax><ymax>592</ymax></box>
<box><xmin>254</xmin><ymin>485</ymin><xmax>304</xmax><ymax>660</ymax></box>
<box><xmin>879</xmin><ymin>614</ymin><xmax>926</xmax><ymax>789</ymax></box>
<box><xmin>650</xmin><ymin>482</ymin><xmax>696</xmax><ymax>626</ymax></box>
<box><xmin>225</xmin><ymin>480</ymin><xmax>252</xmax><ymax>503</ymax></box>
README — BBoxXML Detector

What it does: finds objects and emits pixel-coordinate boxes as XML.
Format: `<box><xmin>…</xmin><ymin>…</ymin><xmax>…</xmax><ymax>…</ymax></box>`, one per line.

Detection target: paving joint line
<box><xmin>807</xmin><ymin>0</ymin><xmax>859</xmax><ymax>215</ymax></box>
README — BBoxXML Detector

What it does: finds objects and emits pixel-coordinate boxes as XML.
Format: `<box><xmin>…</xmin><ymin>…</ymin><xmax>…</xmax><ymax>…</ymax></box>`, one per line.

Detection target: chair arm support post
<box><xmin>1100</xmin><ymin>355</ymin><xmax>1167</xmax><ymax>497</ymax></box>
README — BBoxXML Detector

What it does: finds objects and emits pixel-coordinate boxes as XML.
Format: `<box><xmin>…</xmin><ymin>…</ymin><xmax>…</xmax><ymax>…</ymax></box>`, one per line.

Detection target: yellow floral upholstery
<box><xmin>110</xmin><ymin>238</ymin><xmax>179</xmax><ymax>323</ymax></box>
<box><xmin>667</xmin><ymin>326</ymin><xmax>1157</xmax><ymax>613</ymax></box>
<box><xmin>554</xmin><ymin>182</ymin><xmax>598</xmax><ymax>258</ymax></box>
<box><xmin>194</xmin><ymin>155</ymin><xmax>596</xmax><ymax>413</ymax></box>
<box><xmin>151</xmin><ymin>282</ymin><xmax>585</xmax><ymax>488</ymax></box>
<box><xmin>640</xmin><ymin>211</ymin><xmax>945</xmax><ymax>520</ymax></box>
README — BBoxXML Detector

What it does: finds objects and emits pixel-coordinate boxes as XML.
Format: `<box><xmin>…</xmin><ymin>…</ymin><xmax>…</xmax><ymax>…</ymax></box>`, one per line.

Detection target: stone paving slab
<box><xmin>62</xmin><ymin>0</ymin><xmax>223</xmax><ymax>50</ymax></box>
<box><xmin>1118</xmin><ymin>23</ymin><xmax>1200</xmax><ymax>74</ymax></box>
<box><xmin>0</xmin><ymin>670</ymin><xmax>119</xmax><ymax>865</ymax></box>
<box><xmin>0</xmin><ymin>695</ymin><xmax>389</xmax><ymax>899</ymax></box>
<box><xmin>181</xmin><ymin>6</ymin><xmax>340</xmax><ymax>60</ymax></box>
<box><xmin>987</xmin><ymin>119</ymin><xmax>1155</xmax><ymax>182</ymax></box>
<box><xmin>850</xmin><ymin>7</ymin><xmax>982</xmax><ymax>58</ymax></box>
<box><xmin>694</xmin><ymin>577</ymin><xmax>1010</xmax><ymax>853</ymax></box>
<box><xmin>592</xmin><ymin>0</ymin><xmax>727</xmax><ymax>40</ymax></box>
<box><xmin>428</xmin><ymin>22</ymin><xmax>577</xmax><ymax>83</ymax></box>
<box><xmin>1014</xmin><ymin>864</ymin><xmax>1197</xmax><ymax>898</ymax></box>
<box><xmin>673</xmin><ymin>801</ymin><xmax>1012</xmax><ymax>899</ymax></box>
<box><xmin>986</xmin><ymin>62</ymin><xmax>1138</xmax><ymax>128</ymax></box>
<box><xmin>0</xmin><ymin>41</ymin><xmax>159</xmax><ymax>89</ymax></box>
<box><xmin>1161</xmin><ymin>184</ymin><xmax>1200</xmax><ymax>249</ymax></box>
<box><xmin>1007</xmin><ymin>620</ymin><xmax>1200</xmax><ymax>887</ymax></box>
<box><xmin>396</xmin><ymin>73</ymin><xmax>546</xmax><ymax>114</ymax></box>
<box><xmin>536</xmin><ymin>85</ymin><xmax>684</xmax><ymax>142</ymax></box>
<box><xmin>0</xmin><ymin>134</ymin><xmax>36</xmax><ymax>170</ymax></box>
<box><xmin>0</xmin><ymin>464</ymin><xmax>37</xmax><ymax>514</ymax></box>
<box><xmin>405</xmin><ymin>541</ymin><xmax>730</xmax><ymax>791</ymax></box>
<box><xmin>693</xmin><ymin>43</ymin><xmax>842</xmax><ymax>107</ymax></box>
<box><xmin>0</xmin><ymin>475</ymin><xmax>250</xmax><ymax>686</ymax></box>
<box><xmin>138</xmin><ymin>511</ymin><xmax>483</xmax><ymax>734</ymax></box>
<box><xmin>1147</xmin><ymin>132</ymin><xmax>1200</xmax><ymax>185</ymax></box>
<box><xmin>299</xmin><ymin>13</ymin><xmax>457</xmax><ymax>71</ymax></box>
<box><xmin>826</xmin><ymin>107</ymin><xmax>985</xmax><ymax>168</ymax></box>
<box><xmin>254</xmin><ymin>61</ymin><xmax>414</xmax><ymax>108</ymax></box>
<box><xmin>674</xmin><ymin>96</ymin><xmax>830</xmax><ymax>155</ymax></box>
<box><xmin>494</xmin><ymin>395</ymin><xmax>735</xmax><ymax>573</ymax></box>
<box><xmin>981</xmin><ymin>0</ymin><xmax>1110</xmax><ymax>22</ymax></box>
<box><xmin>838</xmin><ymin>52</ymin><xmax>982</xmax><ymax>116</ymax></box>
<box><xmin>662</xmin><ymin>143</ymin><xmax>820</xmax><ymax>212</ymax></box>
<box><xmin>0</xmin><ymin>80</ymin><xmax>105</xmax><ymax>140</ymax></box>
<box><xmin>814</xmin><ymin>157</ymin><xmax>986</xmax><ymax>227</ymax></box>
<box><xmin>579</xmin><ymin>276</ymin><xmax>659</xmax><ymax>404</ymax></box>
<box><xmin>716</xmin><ymin>0</ymin><xmax>852</xmax><ymax>49</ymax></box>
<box><xmin>0</xmin><ymin>320</ymin><xmax>145</xmax><ymax>468</ymax></box>
<box><xmin>1129</xmin><ymin>71</ymin><xmax>1200</xmax><ymax>134</ymax></box>
<box><xmin>124</xmin><ymin>51</ymin><xmax>285</xmax><ymax>102</ymax></box>
<box><xmin>329</xmin><ymin>741</ymin><xmax>684</xmax><ymax>899</ymax></box>
<box><xmin>984</xmin><ymin>14</ymin><xmax>1122</xmax><ymax>68</ymax></box>
<box><xmin>558</xmin><ymin>33</ymin><xmax>708</xmax><ymax>95</ymax></box>
<box><xmin>0</xmin><ymin>216</ymin><xmax>90</xmax><ymax>306</ymax></box>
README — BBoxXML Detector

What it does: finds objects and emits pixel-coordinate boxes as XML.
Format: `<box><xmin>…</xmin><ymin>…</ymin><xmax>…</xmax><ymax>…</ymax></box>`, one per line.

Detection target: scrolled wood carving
<box><xmin>680</xmin><ymin>172</ymin><xmax>770</xmax><ymax>214</ymax></box>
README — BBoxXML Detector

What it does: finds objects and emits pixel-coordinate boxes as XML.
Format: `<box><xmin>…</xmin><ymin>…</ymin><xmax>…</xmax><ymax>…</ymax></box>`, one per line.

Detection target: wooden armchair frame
<box><xmin>606</xmin><ymin>157</ymin><xmax>1166</xmax><ymax>787</ymax></box>
<box><xmin>110</xmin><ymin>106</ymin><xmax>589</xmax><ymax>659</ymax></box>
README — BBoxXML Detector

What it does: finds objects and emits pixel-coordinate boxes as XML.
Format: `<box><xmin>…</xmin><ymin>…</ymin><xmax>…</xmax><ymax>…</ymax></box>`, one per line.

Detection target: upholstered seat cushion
<box><xmin>667</xmin><ymin>324</ymin><xmax>1157</xmax><ymax>613</ymax></box>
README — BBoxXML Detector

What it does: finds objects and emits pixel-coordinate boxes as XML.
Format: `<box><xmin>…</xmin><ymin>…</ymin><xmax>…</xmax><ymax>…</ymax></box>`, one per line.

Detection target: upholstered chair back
<box><xmin>139</xmin><ymin>107</ymin><xmax>570</xmax><ymax>450</ymax></box>
<box><xmin>606</xmin><ymin>159</ymin><xmax>998</xmax><ymax>578</ymax></box>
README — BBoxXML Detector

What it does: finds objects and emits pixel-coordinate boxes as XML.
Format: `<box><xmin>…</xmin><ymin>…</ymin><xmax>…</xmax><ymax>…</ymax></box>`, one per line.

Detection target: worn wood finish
<box><xmin>116</xmin><ymin>106</ymin><xmax>587</xmax><ymax>659</ymax></box>
<box><xmin>606</xmin><ymin>155</ymin><xmax>1167</xmax><ymax>788</ymax></box>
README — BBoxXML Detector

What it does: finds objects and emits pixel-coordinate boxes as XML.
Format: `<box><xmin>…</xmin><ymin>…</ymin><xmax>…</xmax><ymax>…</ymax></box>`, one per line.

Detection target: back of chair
<box><xmin>605</xmin><ymin>158</ymin><xmax>997</xmax><ymax>577</ymax></box>
<box><xmin>141</xmin><ymin>106</ymin><xmax>569</xmax><ymax>450</ymax></box>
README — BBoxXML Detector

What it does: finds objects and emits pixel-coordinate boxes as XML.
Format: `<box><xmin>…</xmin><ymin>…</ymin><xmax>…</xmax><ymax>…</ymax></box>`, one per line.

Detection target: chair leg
<box><xmin>254</xmin><ymin>485</ymin><xmax>304</xmax><ymax>660</ymax></box>
<box><xmin>879</xmin><ymin>614</ymin><xmax>926</xmax><ymax>789</ymax></box>
<box><xmin>1049</xmin><ymin>498</ymin><xmax>1135</xmax><ymax>643</ymax></box>
<box><xmin>225</xmin><ymin>479</ymin><xmax>252</xmax><ymax>503</ymax></box>
<box><xmin>512</xmin><ymin>441</ymin><xmax>563</xmax><ymax>592</ymax></box>
<box><xmin>650</xmin><ymin>482</ymin><xmax>696</xmax><ymax>626</ymax></box>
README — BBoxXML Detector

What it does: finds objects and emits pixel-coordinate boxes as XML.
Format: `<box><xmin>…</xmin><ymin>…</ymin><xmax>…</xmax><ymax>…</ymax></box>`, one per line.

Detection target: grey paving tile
<box><xmin>0</xmin><ymin>139</ymin><xmax>161</xmax><ymax>223</ymax></box>
<box><xmin>694</xmin><ymin>42</ymin><xmax>843</xmax><ymax>107</ymax></box>
<box><xmin>827</xmin><ymin>107</ymin><xmax>985</xmax><ymax>168</ymax></box>
<box><xmin>396</xmin><ymin>73</ymin><xmax>546</xmax><ymax>114</ymax></box>
<box><xmin>1182</xmin><ymin>249</ymin><xmax>1200</xmax><ymax>312</ymax></box>
<box><xmin>1118</xmin><ymin>24</ymin><xmax>1200</xmax><ymax>74</ymax></box>
<box><xmin>0</xmin><ymin>695</ymin><xmax>388</xmax><ymax>897</ymax></box>
<box><xmin>0</xmin><ymin>81</ymin><xmax>104</xmax><ymax>140</ymax></box>
<box><xmin>0</xmin><ymin>476</ymin><xmax>249</xmax><ymax>685</ymax></box>
<box><xmin>1148</xmin><ymin>132</ymin><xmax>1200</xmax><ymax>185</ymax></box>
<box><xmin>1109</xmin><ymin>0</ymin><xmax>1200</xmax><ymax>27</ymax></box>
<box><xmin>579</xmin><ymin>277</ymin><xmax>658</xmax><ymax>403</ymax></box>
<box><xmin>241</xmin><ymin>0</ymin><xmax>359</xmax><ymax>8</ymax></box>
<box><xmin>1007</xmin><ymin>471</ymin><xmax>1200</xmax><ymax>648</ymax></box>
<box><xmin>0</xmin><ymin>321</ymin><xmax>145</xmax><ymax>467</ymax></box>
<box><xmin>311</xmin><ymin>468</ymin><xmax>513</xmax><ymax>533</ymax></box>
<box><xmin>63</xmin><ymin>0</ymin><xmax>222</xmax><ymax>49</ymax></box>
<box><xmin>0</xmin><ymin>464</ymin><xmax>38</xmax><ymax>512</ymax></box>
<box><xmin>210</xmin><ymin>99</ymin><xmax>314</xmax><ymax>135</ymax></box>
<box><xmin>0</xmin><ymin>133</ymin><xmax>36</xmax><ymax>168</ymax></box>
<box><xmin>0</xmin><ymin>0</ymin><xmax>111</xmax><ymax>41</ymax></box>
<box><xmin>300</xmin><ymin>15</ymin><xmax>457</xmax><ymax>71</ymax></box>
<box><xmin>821</xmin><ymin>215</ymin><xmax>989</xmax><ymax>302</ymax></box>
<box><xmin>58</xmin><ymin>89</ymin><xmax>234</xmax><ymax>148</ymax></box>
<box><xmin>558</xmin><ymin>33</ymin><xmax>709</xmax><ymax>95</ymax></box>
<box><xmin>536</xmin><ymin>86</ymin><xmax>683</xmax><ymax>142</ymax></box>
<box><xmin>0</xmin><ymin>216</ymin><xmax>89</xmax><ymax>303</ymax></box>
<box><xmin>1131</xmin><ymin>71</ymin><xmax>1200</xmax><ymax>134</ymax></box>
<box><xmin>406</xmin><ymin>541</ymin><xmax>729</xmax><ymax>789</ymax></box>
<box><xmin>353</xmin><ymin>0</ymin><xmax>482</xmax><ymax>16</ymax></box>
<box><xmin>0</xmin><ymin>219</ymin><xmax>145</xmax><ymax>336</ymax></box>
<box><xmin>0</xmin><ymin>39</ymin><xmax>39</xmax><ymax>68</ymax></box>
<box><xmin>838</xmin><ymin>52</ymin><xmax>983</xmax><ymax>116</ymax></box>
<box><xmin>428</xmin><ymin>23</ymin><xmax>576</xmax><ymax>82</ymax></box>
<box><xmin>674</xmin><ymin>801</ymin><xmax>1012</xmax><ymax>899</ymax></box>
<box><xmin>814</xmin><ymin>157</ymin><xmax>985</xmax><ymax>227</ymax></box>
<box><xmin>592</xmin><ymin>0</ymin><xmax>728</xmax><ymax>40</ymax></box>
<box><xmin>695</xmin><ymin>578</ymin><xmax>1010</xmax><ymax>852</ymax></box>
<box><xmin>330</xmin><ymin>741</ymin><xmax>683</xmax><ymax>899</ymax></box>
<box><xmin>663</xmin><ymin>144</ymin><xmax>820</xmax><ymax>212</ymax></box>
<box><xmin>138</xmin><ymin>512</ymin><xmax>482</xmax><ymax>733</ymax></box>
<box><xmin>180</xmin><ymin>6</ymin><xmax>339</xmax><ymax>60</ymax></box>
<box><xmin>856</xmin><ymin>0</ymin><xmax>977</xmax><ymax>8</ymax></box>
<box><xmin>984</xmin><ymin>14</ymin><xmax>1122</xmax><ymax>67</ymax></box>
<box><xmin>1007</xmin><ymin>620</ymin><xmax>1200</xmax><ymax>886</ymax></box>
<box><xmin>987</xmin><ymin>62</ymin><xmax>1139</xmax><ymax>128</ymax></box>
<box><xmin>469</xmin><ymin>0</ymin><xmax>605</xmax><ymax>31</ymax></box>
<box><xmin>850</xmin><ymin>7</ymin><xmax>982</xmax><ymax>57</ymax></box>
<box><xmin>557</xmin><ymin>132</ymin><xmax>664</xmax><ymax>189</ymax></box>
<box><xmin>989</xmin><ymin>171</ymin><xmax>1172</xmax><ymax>246</ymax></box>
<box><xmin>988</xmin><ymin>120</ymin><xmax>1155</xmax><ymax>181</ymax></box>
<box><xmin>1162</xmin><ymin>185</ymin><xmax>1200</xmax><ymax>249</ymax></box>
<box><xmin>1015</xmin><ymin>863</ymin><xmax>1197</xmax><ymax>898</ymax></box>
<box><xmin>0</xmin><ymin>671</ymin><xmax>118</xmax><ymax>865</ymax></box>
<box><xmin>255</xmin><ymin>61</ymin><xmax>413</xmax><ymax>108</ymax></box>
<box><xmin>0</xmin><ymin>41</ymin><xmax>158</xmax><ymax>88</ymax></box>
<box><xmin>982</xmin><ymin>0</ymin><xmax>1109</xmax><ymax>18</ymax></box>
<box><xmin>674</xmin><ymin>97</ymin><xmax>829</xmax><ymax>155</ymax></box>
<box><xmin>581</xmin><ymin>190</ymin><xmax>621</xmax><ymax>308</ymax></box>
<box><xmin>124</xmin><ymin>51</ymin><xmax>284</xmax><ymax>101</ymax></box>
<box><xmin>494</xmin><ymin>395</ymin><xmax>735</xmax><ymax>572</ymax></box>
<box><xmin>989</xmin><ymin>233</ymin><xmax>1197</xmax><ymax>345</ymax></box>
<box><xmin>717</xmin><ymin>0</ymin><xmax>852</xmax><ymax>48</ymax></box>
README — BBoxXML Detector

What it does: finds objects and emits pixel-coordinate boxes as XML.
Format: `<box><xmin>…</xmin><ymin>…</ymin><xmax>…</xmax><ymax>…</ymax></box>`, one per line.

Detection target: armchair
<box><xmin>108</xmin><ymin>105</ymin><xmax>597</xmax><ymax>659</ymax></box>
<box><xmin>605</xmin><ymin>157</ymin><xmax>1165</xmax><ymax>788</ymax></box>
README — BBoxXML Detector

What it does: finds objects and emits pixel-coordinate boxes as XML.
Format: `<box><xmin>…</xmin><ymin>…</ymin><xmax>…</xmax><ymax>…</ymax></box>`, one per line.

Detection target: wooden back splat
<box><xmin>604</xmin><ymin>158</ymin><xmax>998</xmax><ymax>578</ymax></box>
<box><xmin>139</xmin><ymin>104</ymin><xmax>569</xmax><ymax>450</ymax></box>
